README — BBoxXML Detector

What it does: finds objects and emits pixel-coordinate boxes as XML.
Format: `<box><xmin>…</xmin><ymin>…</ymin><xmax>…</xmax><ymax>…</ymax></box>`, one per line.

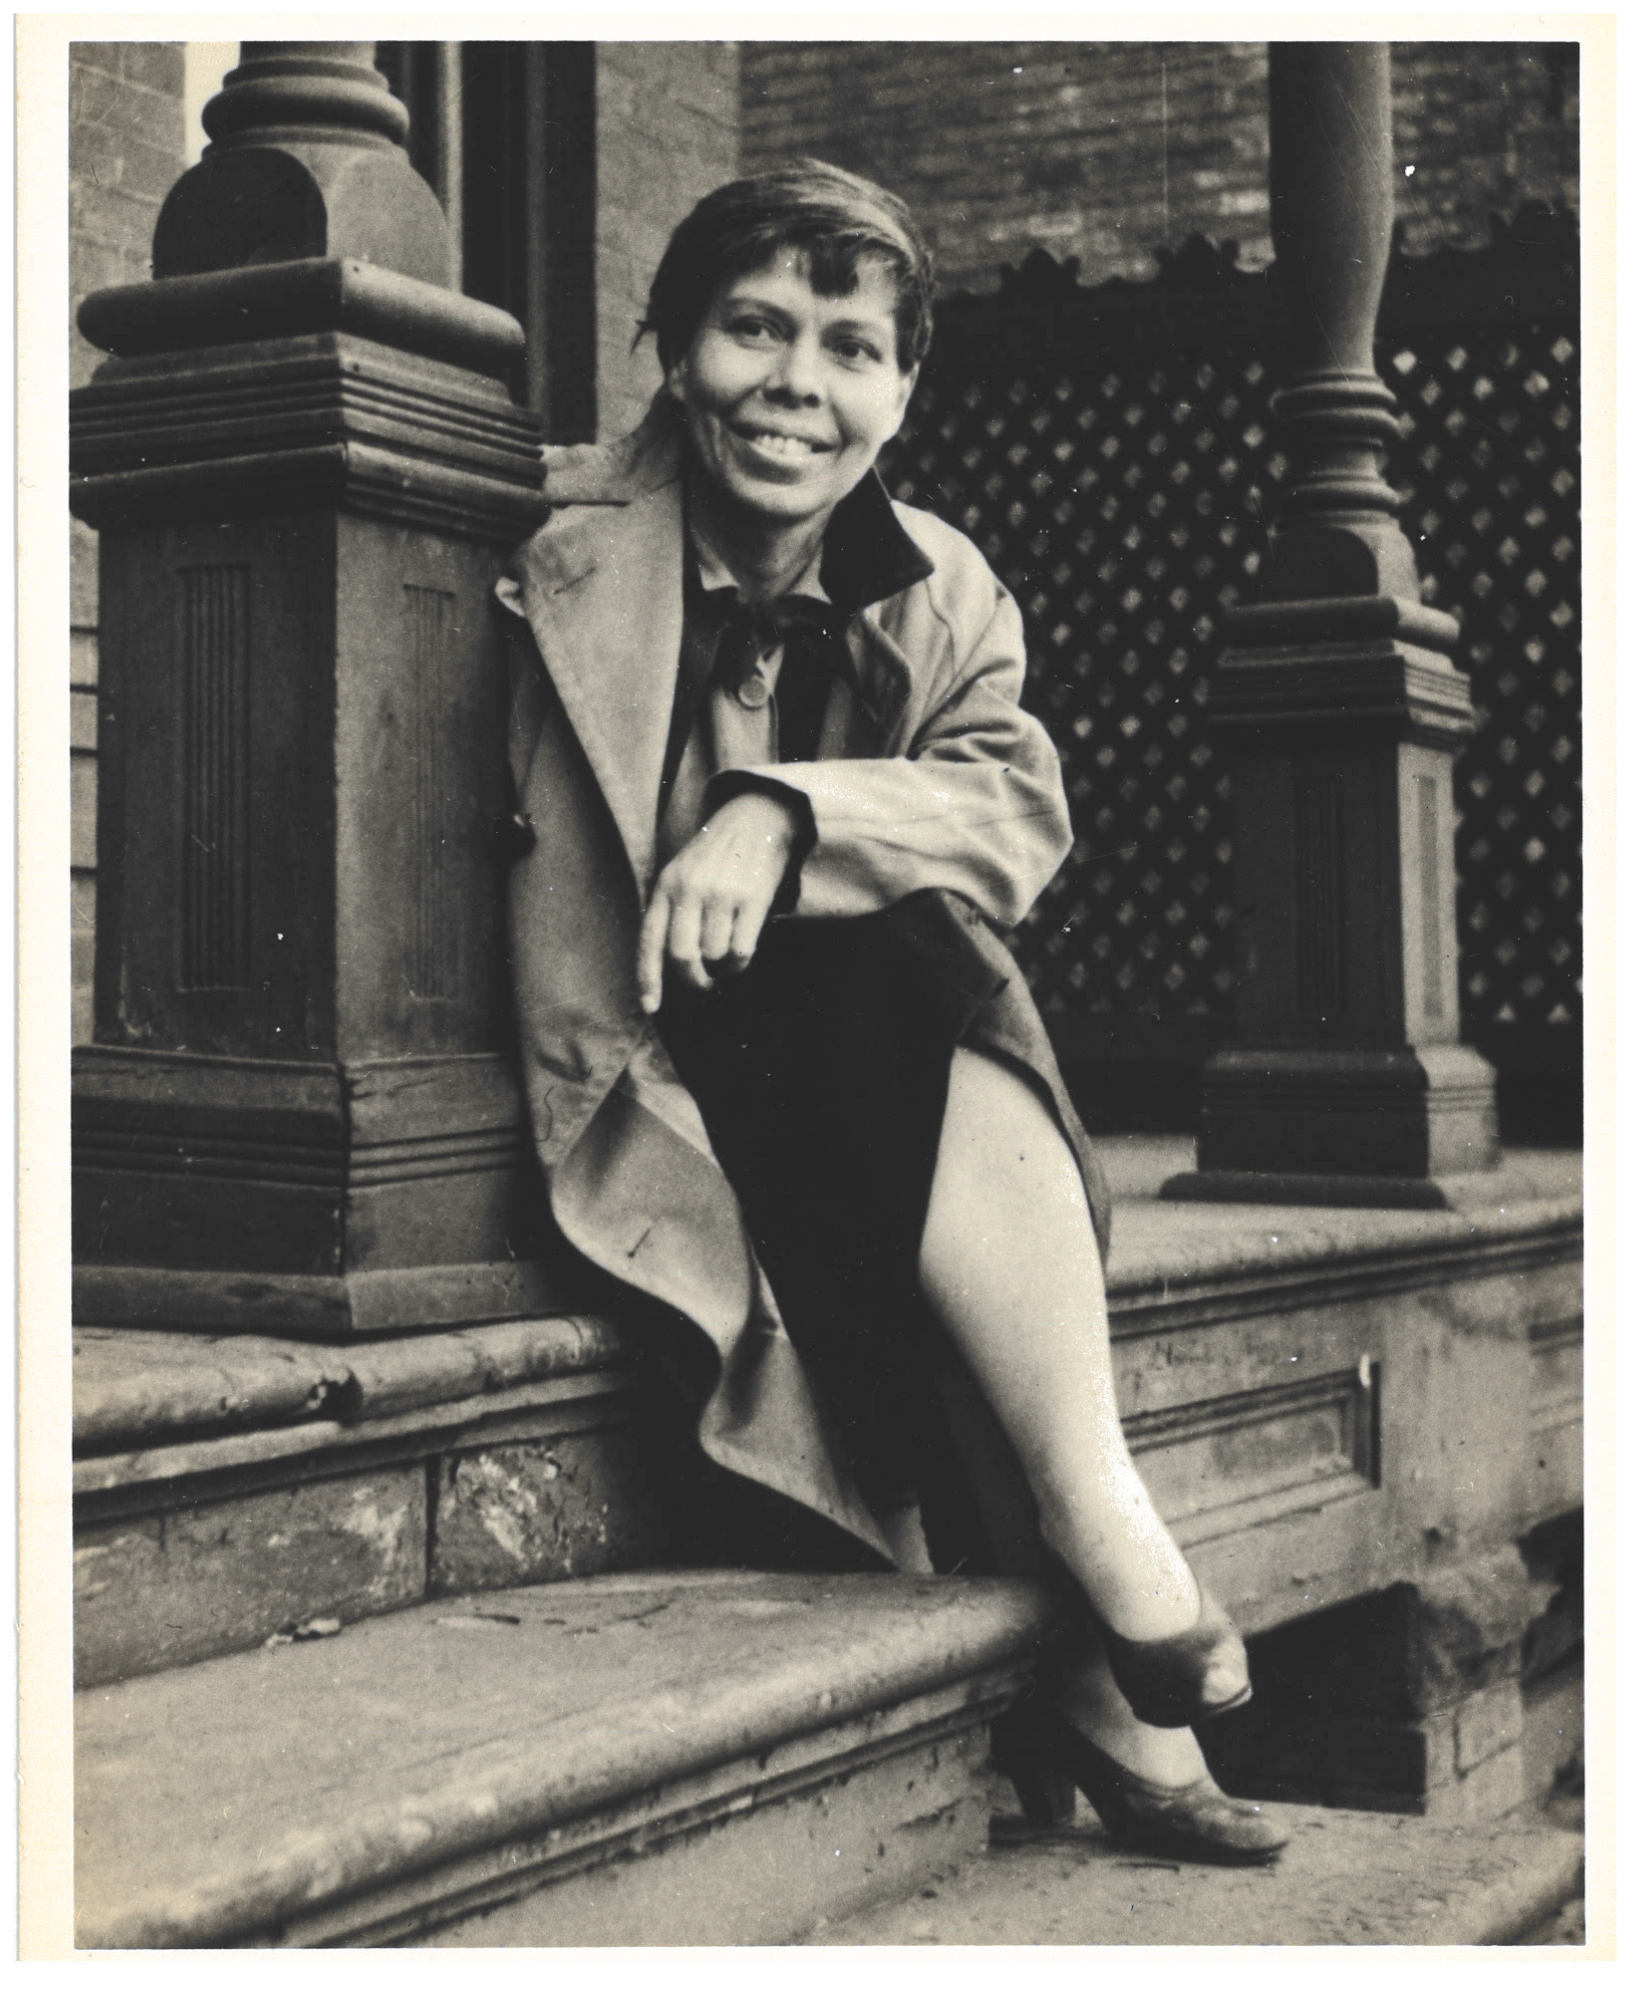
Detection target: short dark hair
<box><xmin>641</xmin><ymin>161</ymin><xmax>936</xmax><ymax>375</ymax></box>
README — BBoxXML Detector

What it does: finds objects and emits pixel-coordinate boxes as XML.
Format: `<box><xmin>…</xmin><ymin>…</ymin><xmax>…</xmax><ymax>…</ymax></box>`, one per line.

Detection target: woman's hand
<box><xmin>638</xmin><ymin>789</ymin><xmax>802</xmax><ymax>1014</ymax></box>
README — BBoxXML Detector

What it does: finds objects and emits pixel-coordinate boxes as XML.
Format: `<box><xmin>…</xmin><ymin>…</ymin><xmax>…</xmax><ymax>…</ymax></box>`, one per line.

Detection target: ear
<box><xmin>664</xmin><ymin>354</ymin><xmax>689</xmax><ymax>405</ymax></box>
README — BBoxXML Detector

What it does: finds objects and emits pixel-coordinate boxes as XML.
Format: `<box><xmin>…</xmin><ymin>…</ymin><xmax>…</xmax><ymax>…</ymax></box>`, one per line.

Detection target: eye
<box><xmin>725</xmin><ymin>313</ymin><xmax>780</xmax><ymax>344</ymax></box>
<box><xmin>831</xmin><ymin>333</ymin><xmax>886</xmax><ymax>366</ymax></box>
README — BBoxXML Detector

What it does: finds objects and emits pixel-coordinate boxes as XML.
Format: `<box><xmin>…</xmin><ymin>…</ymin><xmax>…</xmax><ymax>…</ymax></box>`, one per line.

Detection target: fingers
<box><xmin>723</xmin><ymin>902</ymin><xmax>764</xmax><ymax>974</ymax></box>
<box><xmin>697</xmin><ymin>897</ymin><xmax>736</xmax><ymax>969</ymax></box>
<box><xmin>639</xmin><ymin>884</ymin><xmax>717</xmax><ymax>1013</ymax></box>
<box><xmin>636</xmin><ymin>889</ymin><xmax>671</xmax><ymax>1016</ymax></box>
<box><xmin>636</xmin><ymin>798</ymin><xmax>795</xmax><ymax>1012</ymax></box>
<box><xmin>638</xmin><ymin>892</ymin><xmax>767</xmax><ymax>1010</ymax></box>
<box><xmin>666</xmin><ymin>892</ymin><xmax>713</xmax><ymax>995</ymax></box>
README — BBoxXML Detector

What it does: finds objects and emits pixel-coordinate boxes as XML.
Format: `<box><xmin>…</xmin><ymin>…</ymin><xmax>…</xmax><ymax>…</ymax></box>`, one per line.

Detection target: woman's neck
<box><xmin>686</xmin><ymin>485</ymin><xmax>827</xmax><ymax>607</ymax></box>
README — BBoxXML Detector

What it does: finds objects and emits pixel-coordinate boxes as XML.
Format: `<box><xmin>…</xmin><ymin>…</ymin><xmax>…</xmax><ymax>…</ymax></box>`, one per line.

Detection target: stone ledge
<box><xmin>73</xmin><ymin>1366</ymin><xmax>641</xmax><ymax>1508</ymax></box>
<box><xmin>73</xmin><ymin>1313</ymin><xmax>634</xmax><ymax>1455</ymax></box>
<box><xmin>74</xmin><ymin>1570</ymin><xmax>1059</xmax><ymax>1948</ymax></box>
<box><xmin>1106</xmin><ymin>1143</ymin><xmax>1581</xmax><ymax>1308</ymax></box>
<box><xmin>286</xmin><ymin>1677</ymin><xmax>998</xmax><ymax>1947</ymax></box>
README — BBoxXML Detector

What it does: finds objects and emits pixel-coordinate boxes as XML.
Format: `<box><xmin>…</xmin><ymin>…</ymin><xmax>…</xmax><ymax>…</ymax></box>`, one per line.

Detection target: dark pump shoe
<box><xmin>996</xmin><ymin>1713</ymin><xmax>1289</xmax><ymax>1867</ymax></box>
<box><xmin>1042</xmin><ymin>1719</ymin><xmax>1287</xmax><ymax>1865</ymax></box>
<box><xmin>1101</xmin><ymin>1577</ymin><xmax>1253</xmax><ymax>1729</ymax></box>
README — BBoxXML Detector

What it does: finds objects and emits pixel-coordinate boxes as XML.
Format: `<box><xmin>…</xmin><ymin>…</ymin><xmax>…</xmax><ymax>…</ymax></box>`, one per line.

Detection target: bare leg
<box><xmin>918</xmin><ymin>1047</ymin><xmax>1198</xmax><ymax>1642</ymax></box>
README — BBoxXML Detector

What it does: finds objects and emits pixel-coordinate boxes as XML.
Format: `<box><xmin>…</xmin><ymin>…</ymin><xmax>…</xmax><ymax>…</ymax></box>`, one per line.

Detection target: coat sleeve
<box><xmin>709</xmin><ymin>566</ymin><xmax>1072</xmax><ymax>929</ymax></box>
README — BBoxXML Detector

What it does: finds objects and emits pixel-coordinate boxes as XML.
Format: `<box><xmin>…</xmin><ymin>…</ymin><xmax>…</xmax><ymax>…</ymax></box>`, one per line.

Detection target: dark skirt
<box><xmin>655</xmin><ymin>889</ymin><xmax>1111</xmax><ymax>1577</ymax></box>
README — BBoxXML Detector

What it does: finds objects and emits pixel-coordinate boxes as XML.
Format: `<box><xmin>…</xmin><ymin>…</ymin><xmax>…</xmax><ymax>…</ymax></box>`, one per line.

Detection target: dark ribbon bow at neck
<box><xmin>664</xmin><ymin>580</ymin><xmax>858</xmax><ymax>803</ymax></box>
<box><xmin>700</xmin><ymin>588</ymin><xmax>844</xmax><ymax>665</ymax></box>
<box><xmin>706</xmin><ymin>585</ymin><xmax>848</xmax><ymax>716</ymax></box>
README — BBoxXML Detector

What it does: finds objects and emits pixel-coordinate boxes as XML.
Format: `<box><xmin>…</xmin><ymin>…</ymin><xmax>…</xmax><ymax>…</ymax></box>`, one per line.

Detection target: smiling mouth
<box><xmin>733</xmin><ymin>426</ymin><xmax>833</xmax><ymax>461</ymax></box>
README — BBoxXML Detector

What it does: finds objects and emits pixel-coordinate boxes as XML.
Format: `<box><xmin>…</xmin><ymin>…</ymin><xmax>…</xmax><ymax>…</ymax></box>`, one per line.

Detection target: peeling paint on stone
<box><xmin>430</xmin><ymin>1429</ymin><xmax>673</xmax><ymax>1597</ymax></box>
<box><xmin>338</xmin><ymin>1484</ymin><xmax>413</xmax><ymax>1557</ymax></box>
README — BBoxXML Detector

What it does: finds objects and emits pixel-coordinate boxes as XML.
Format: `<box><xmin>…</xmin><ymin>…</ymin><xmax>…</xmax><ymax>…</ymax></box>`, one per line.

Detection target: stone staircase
<box><xmin>73</xmin><ymin>1313</ymin><xmax>1065</xmax><ymax>1947</ymax></box>
<box><xmin>76</xmin><ymin>1571</ymin><xmax>1055</xmax><ymax>1947</ymax></box>
<box><xmin>71</xmin><ymin>1142</ymin><xmax>1585</xmax><ymax>1947</ymax></box>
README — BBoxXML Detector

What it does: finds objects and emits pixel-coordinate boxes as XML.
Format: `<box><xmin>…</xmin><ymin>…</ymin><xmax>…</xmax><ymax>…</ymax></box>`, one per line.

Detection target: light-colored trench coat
<box><xmin>500</xmin><ymin>395</ymin><xmax>1106</xmax><ymax>1561</ymax></box>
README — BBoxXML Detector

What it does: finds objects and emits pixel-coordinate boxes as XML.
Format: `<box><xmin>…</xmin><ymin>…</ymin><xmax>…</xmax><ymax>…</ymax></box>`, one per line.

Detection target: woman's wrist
<box><xmin>707</xmin><ymin>775</ymin><xmax>815</xmax><ymax>912</ymax></box>
<box><xmin>715</xmin><ymin>787</ymin><xmax>800</xmax><ymax>845</ymax></box>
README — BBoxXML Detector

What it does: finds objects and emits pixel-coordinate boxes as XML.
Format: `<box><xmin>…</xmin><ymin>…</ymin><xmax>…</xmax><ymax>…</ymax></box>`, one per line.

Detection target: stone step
<box><xmin>74</xmin><ymin>1568</ymin><xmax>1059</xmax><ymax>1949</ymax></box>
<box><xmin>71</xmin><ymin>1315</ymin><xmax>677</xmax><ymax>1688</ymax></box>
<box><xmin>805</xmin><ymin>1796</ymin><xmax>1586</xmax><ymax>1947</ymax></box>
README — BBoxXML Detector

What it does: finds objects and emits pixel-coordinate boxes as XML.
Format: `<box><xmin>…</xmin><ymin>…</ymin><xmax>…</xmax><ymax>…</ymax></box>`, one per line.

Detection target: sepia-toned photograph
<box><xmin>28</xmin><ymin>13</ymin><xmax>1607</xmax><ymax>1957</ymax></box>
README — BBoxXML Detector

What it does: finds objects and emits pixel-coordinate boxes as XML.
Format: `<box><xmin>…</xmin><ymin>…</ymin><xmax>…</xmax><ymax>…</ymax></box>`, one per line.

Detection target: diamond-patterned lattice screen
<box><xmin>1388</xmin><ymin>327</ymin><xmax>1581</xmax><ymax>1037</ymax></box>
<box><xmin>880</xmin><ymin>301</ymin><xmax>1581</xmax><ymax>1061</ymax></box>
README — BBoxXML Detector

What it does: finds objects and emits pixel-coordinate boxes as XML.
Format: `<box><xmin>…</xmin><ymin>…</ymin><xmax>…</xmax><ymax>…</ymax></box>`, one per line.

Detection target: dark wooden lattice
<box><xmin>880</xmin><ymin>214</ymin><xmax>1581</xmax><ymax>1101</ymax></box>
<box><xmin>1387</xmin><ymin>325</ymin><xmax>1581</xmax><ymax>1037</ymax></box>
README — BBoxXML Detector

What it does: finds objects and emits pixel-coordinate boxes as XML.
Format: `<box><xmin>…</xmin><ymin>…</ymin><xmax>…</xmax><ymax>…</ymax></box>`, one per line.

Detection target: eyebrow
<box><xmin>719</xmin><ymin>291</ymin><xmax>895</xmax><ymax>336</ymax></box>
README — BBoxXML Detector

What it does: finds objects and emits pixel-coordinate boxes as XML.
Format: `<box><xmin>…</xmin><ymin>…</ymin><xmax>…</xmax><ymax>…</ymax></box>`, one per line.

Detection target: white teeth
<box><xmin>745</xmin><ymin>431</ymin><xmax>822</xmax><ymax>458</ymax></box>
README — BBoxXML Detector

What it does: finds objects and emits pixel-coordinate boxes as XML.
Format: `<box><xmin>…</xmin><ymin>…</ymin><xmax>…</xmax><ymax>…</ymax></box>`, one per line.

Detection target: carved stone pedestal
<box><xmin>70</xmin><ymin>45</ymin><xmax>565</xmax><ymax>1332</ymax></box>
<box><xmin>1171</xmin><ymin>590</ymin><xmax>1498</xmax><ymax>1203</ymax></box>
<box><xmin>1167</xmin><ymin>45</ymin><xmax>1499</xmax><ymax>1207</ymax></box>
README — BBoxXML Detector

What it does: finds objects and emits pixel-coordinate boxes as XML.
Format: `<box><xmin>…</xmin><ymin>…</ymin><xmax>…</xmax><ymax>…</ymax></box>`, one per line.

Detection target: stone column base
<box><xmin>1168</xmin><ymin>1043</ymin><xmax>1499</xmax><ymax>1204</ymax></box>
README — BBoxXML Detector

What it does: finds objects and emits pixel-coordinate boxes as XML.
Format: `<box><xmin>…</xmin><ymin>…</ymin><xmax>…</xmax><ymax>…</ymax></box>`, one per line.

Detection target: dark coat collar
<box><xmin>545</xmin><ymin>392</ymin><xmax>934</xmax><ymax>616</ymax></box>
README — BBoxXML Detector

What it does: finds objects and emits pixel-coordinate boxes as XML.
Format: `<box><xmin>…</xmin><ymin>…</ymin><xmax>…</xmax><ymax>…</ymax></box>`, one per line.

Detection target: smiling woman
<box><xmin>496</xmin><ymin>161</ymin><xmax>1288</xmax><ymax>1868</ymax></box>
<box><xmin>664</xmin><ymin>253</ymin><xmax>916</xmax><ymax>542</ymax></box>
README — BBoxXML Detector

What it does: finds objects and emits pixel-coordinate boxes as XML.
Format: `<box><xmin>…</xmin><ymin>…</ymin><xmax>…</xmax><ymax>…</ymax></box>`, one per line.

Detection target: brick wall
<box><xmin>741</xmin><ymin>41</ymin><xmax>1580</xmax><ymax>295</ymax></box>
<box><xmin>1389</xmin><ymin>41</ymin><xmax>1578</xmax><ymax>253</ymax></box>
<box><xmin>70</xmin><ymin>43</ymin><xmax>187</xmax><ymax>1044</ymax></box>
<box><xmin>595</xmin><ymin>43</ymin><xmax>740</xmax><ymax>438</ymax></box>
<box><xmin>742</xmin><ymin>42</ymin><xmax>1270</xmax><ymax>293</ymax></box>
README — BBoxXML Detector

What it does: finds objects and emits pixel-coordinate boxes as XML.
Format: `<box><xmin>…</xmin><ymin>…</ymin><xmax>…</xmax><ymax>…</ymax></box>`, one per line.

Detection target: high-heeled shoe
<box><xmin>1099</xmin><ymin>1576</ymin><xmax>1253</xmax><ymax>1729</ymax></box>
<box><xmin>995</xmin><ymin>1711</ymin><xmax>1288</xmax><ymax>1866</ymax></box>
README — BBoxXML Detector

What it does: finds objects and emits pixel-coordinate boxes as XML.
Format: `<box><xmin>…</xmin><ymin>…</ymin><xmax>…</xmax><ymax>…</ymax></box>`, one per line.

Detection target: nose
<box><xmin>764</xmin><ymin>332</ymin><xmax>823</xmax><ymax>403</ymax></box>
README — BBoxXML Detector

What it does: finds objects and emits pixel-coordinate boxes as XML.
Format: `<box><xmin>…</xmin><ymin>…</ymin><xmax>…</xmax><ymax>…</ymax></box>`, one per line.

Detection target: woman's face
<box><xmin>666</xmin><ymin>248</ymin><xmax>917</xmax><ymax>539</ymax></box>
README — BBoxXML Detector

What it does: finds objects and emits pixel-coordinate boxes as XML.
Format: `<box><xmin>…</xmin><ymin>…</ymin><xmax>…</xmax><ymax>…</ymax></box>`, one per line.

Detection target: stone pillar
<box><xmin>1165</xmin><ymin>44</ymin><xmax>1498</xmax><ymax>1207</ymax></box>
<box><xmin>70</xmin><ymin>44</ymin><xmax>567</xmax><ymax>1333</ymax></box>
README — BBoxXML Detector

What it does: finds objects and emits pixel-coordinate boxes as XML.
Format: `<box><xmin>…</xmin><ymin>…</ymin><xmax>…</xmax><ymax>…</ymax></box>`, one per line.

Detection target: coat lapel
<box><xmin>506</xmin><ymin>392</ymin><xmax>936</xmax><ymax>893</ymax></box>
<box><xmin>511</xmin><ymin>450</ymin><xmax>686</xmax><ymax>898</ymax></box>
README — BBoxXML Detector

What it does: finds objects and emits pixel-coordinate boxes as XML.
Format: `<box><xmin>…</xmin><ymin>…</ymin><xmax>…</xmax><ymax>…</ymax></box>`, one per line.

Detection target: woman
<box><xmin>498</xmin><ymin>162</ymin><xmax>1286</xmax><ymax>1865</ymax></box>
